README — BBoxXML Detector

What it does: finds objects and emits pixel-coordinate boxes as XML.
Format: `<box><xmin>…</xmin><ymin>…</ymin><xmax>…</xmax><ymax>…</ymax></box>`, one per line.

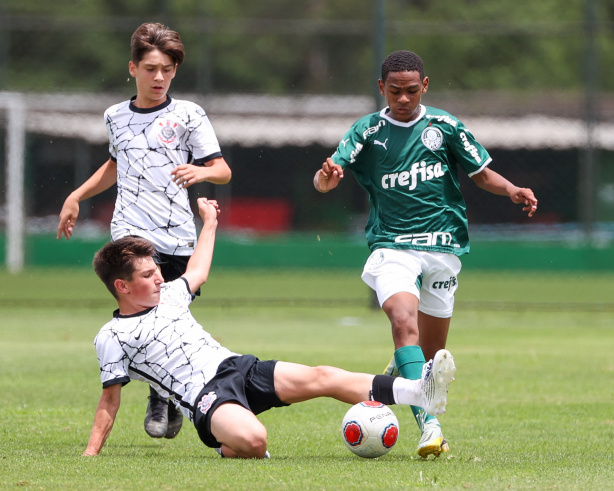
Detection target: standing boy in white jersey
<box><xmin>57</xmin><ymin>23</ymin><xmax>232</xmax><ymax>441</ymax></box>
<box><xmin>84</xmin><ymin>197</ymin><xmax>457</xmax><ymax>458</ymax></box>
<box><xmin>313</xmin><ymin>50</ymin><xmax>538</xmax><ymax>458</ymax></box>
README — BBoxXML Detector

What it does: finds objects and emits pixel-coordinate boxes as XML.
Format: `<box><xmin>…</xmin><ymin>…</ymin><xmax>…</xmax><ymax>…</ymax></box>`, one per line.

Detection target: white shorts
<box><xmin>361</xmin><ymin>248</ymin><xmax>462</xmax><ymax>318</ymax></box>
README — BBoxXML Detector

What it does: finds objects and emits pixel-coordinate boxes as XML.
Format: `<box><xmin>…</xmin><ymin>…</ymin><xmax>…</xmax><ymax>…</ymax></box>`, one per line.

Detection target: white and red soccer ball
<box><xmin>341</xmin><ymin>401</ymin><xmax>399</xmax><ymax>458</ymax></box>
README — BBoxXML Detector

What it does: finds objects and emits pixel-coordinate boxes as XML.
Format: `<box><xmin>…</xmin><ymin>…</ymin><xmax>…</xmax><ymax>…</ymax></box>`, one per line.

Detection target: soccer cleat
<box><xmin>165</xmin><ymin>401</ymin><xmax>183</xmax><ymax>439</ymax></box>
<box><xmin>144</xmin><ymin>388</ymin><xmax>169</xmax><ymax>438</ymax></box>
<box><xmin>417</xmin><ymin>420</ymin><xmax>450</xmax><ymax>458</ymax></box>
<box><xmin>383</xmin><ymin>356</ymin><xmax>400</xmax><ymax>377</ymax></box>
<box><xmin>420</xmin><ymin>349</ymin><xmax>456</xmax><ymax>416</ymax></box>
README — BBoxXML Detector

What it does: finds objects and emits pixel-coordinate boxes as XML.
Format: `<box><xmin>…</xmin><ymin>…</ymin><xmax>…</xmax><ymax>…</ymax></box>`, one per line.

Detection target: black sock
<box><xmin>370</xmin><ymin>374</ymin><xmax>396</xmax><ymax>405</ymax></box>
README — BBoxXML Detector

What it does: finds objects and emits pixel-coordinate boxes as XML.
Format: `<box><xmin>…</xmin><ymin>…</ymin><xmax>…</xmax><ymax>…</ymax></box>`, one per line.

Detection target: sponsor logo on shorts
<box><xmin>432</xmin><ymin>276</ymin><xmax>458</xmax><ymax>291</ymax></box>
<box><xmin>197</xmin><ymin>391</ymin><xmax>217</xmax><ymax>415</ymax></box>
<box><xmin>366</xmin><ymin>250</ymin><xmax>385</xmax><ymax>269</ymax></box>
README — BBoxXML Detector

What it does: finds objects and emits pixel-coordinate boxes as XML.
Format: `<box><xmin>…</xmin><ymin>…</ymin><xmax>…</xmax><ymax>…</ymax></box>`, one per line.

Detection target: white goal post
<box><xmin>1</xmin><ymin>92</ymin><xmax>26</xmax><ymax>274</ymax></box>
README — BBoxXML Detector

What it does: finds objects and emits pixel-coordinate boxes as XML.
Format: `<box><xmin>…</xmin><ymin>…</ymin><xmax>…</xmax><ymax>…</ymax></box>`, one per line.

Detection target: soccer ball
<box><xmin>341</xmin><ymin>401</ymin><xmax>399</xmax><ymax>458</ymax></box>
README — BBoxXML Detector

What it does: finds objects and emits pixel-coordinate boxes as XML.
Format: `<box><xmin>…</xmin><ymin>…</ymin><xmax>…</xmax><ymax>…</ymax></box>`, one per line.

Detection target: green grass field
<box><xmin>1</xmin><ymin>268</ymin><xmax>613</xmax><ymax>489</ymax></box>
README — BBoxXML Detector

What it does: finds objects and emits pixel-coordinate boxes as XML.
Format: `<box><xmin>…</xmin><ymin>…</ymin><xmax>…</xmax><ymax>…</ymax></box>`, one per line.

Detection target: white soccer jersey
<box><xmin>94</xmin><ymin>278</ymin><xmax>237</xmax><ymax>421</ymax></box>
<box><xmin>105</xmin><ymin>96</ymin><xmax>223</xmax><ymax>256</ymax></box>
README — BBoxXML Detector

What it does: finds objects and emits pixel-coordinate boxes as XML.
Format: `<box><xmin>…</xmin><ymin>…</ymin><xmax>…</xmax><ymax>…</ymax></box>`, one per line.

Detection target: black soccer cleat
<box><xmin>165</xmin><ymin>401</ymin><xmax>183</xmax><ymax>439</ymax></box>
<box><xmin>144</xmin><ymin>387</ymin><xmax>169</xmax><ymax>438</ymax></box>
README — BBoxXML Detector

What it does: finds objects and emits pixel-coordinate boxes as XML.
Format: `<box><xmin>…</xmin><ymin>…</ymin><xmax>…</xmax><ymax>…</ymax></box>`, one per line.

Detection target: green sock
<box><xmin>394</xmin><ymin>345</ymin><xmax>438</xmax><ymax>431</ymax></box>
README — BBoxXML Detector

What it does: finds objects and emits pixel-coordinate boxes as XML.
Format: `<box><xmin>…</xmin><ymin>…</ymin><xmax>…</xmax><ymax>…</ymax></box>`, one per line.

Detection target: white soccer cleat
<box><xmin>417</xmin><ymin>420</ymin><xmax>450</xmax><ymax>458</ymax></box>
<box><xmin>420</xmin><ymin>349</ymin><xmax>456</xmax><ymax>416</ymax></box>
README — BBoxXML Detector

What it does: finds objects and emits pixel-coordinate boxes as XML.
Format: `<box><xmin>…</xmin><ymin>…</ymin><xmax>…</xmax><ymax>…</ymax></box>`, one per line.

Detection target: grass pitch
<box><xmin>0</xmin><ymin>268</ymin><xmax>613</xmax><ymax>489</ymax></box>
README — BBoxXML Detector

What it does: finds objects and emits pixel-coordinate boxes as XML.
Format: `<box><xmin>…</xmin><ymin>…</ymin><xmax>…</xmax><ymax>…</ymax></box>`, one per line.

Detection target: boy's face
<box><xmin>379</xmin><ymin>70</ymin><xmax>429</xmax><ymax>123</ymax></box>
<box><xmin>129</xmin><ymin>49</ymin><xmax>177</xmax><ymax>109</ymax></box>
<box><xmin>120</xmin><ymin>257</ymin><xmax>164</xmax><ymax>309</ymax></box>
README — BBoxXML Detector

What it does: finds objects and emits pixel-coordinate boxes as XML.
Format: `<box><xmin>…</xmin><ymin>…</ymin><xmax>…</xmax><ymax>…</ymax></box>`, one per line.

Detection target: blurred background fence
<box><xmin>1</xmin><ymin>0</ymin><xmax>614</xmax><ymax>272</ymax></box>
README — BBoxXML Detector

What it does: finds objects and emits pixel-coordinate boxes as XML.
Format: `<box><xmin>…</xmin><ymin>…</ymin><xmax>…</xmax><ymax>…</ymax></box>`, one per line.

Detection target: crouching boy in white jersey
<box><xmin>83</xmin><ymin>198</ymin><xmax>456</xmax><ymax>458</ymax></box>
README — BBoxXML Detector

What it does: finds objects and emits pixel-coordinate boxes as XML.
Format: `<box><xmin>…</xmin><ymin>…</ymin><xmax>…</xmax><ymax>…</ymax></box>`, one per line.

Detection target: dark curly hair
<box><xmin>381</xmin><ymin>51</ymin><xmax>425</xmax><ymax>82</ymax></box>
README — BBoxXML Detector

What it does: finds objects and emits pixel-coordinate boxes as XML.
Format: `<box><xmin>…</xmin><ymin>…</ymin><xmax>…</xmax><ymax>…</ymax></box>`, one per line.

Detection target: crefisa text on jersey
<box><xmin>381</xmin><ymin>161</ymin><xmax>445</xmax><ymax>191</ymax></box>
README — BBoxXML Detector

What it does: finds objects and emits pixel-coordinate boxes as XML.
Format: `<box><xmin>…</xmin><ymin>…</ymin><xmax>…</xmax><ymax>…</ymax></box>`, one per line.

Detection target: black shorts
<box><xmin>193</xmin><ymin>355</ymin><xmax>290</xmax><ymax>448</ymax></box>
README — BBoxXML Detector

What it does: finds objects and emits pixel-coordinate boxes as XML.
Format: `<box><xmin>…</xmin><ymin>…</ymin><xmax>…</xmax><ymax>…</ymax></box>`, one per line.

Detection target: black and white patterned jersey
<box><xmin>105</xmin><ymin>96</ymin><xmax>223</xmax><ymax>256</ymax></box>
<box><xmin>94</xmin><ymin>278</ymin><xmax>237</xmax><ymax>421</ymax></box>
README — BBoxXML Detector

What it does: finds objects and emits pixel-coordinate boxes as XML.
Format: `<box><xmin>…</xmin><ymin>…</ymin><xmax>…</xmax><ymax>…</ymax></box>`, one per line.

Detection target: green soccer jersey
<box><xmin>332</xmin><ymin>105</ymin><xmax>491</xmax><ymax>256</ymax></box>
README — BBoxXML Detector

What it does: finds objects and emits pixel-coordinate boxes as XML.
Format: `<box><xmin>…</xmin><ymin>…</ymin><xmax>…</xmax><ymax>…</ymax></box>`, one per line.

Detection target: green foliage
<box><xmin>2</xmin><ymin>0</ymin><xmax>612</xmax><ymax>94</ymax></box>
<box><xmin>1</xmin><ymin>268</ymin><xmax>613</xmax><ymax>488</ymax></box>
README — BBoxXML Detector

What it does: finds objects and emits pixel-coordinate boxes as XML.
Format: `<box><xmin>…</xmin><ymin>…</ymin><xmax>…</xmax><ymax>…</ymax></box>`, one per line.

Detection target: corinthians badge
<box><xmin>158</xmin><ymin>119</ymin><xmax>178</xmax><ymax>144</ymax></box>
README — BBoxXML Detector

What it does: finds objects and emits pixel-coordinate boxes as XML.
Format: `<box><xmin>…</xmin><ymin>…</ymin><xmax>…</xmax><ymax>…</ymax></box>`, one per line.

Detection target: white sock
<box><xmin>392</xmin><ymin>377</ymin><xmax>421</xmax><ymax>406</ymax></box>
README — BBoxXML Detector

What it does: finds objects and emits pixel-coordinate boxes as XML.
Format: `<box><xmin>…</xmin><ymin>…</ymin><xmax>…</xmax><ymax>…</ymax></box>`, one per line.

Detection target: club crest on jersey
<box><xmin>197</xmin><ymin>391</ymin><xmax>217</xmax><ymax>415</ymax></box>
<box><xmin>421</xmin><ymin>127</ymin><xmax>443</xmax><ymax>151</ymax></box>
<box><xmin>158</xmin><ymin>120</ymin><xmax>178</xmax><ymax>144</ymax></box>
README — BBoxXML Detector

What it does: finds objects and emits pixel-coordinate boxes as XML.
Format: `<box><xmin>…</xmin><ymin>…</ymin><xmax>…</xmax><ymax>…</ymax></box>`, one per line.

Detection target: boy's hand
<box><xmin>57</xmin><ymin>196</ymin><xmax>80</xmax><ymax>239</ymax></box>
<box><xmin>510</xmin><ymin>188</ymin><xmax>538</xmax><ymax>217</ymax></box>
<box><xmin>314</xmin><ymin>158</ymin><xmax>344</xmax><ymax>192</ymax></box>
<box><xmin>171</xmin><ymin>164</ymin><xmax>199</xmax><ymax>188</ymax></box>
<box><xmin>196</xmin><ymin>197</ymin><xmax>220</xmax><ymax>223</ymax></box>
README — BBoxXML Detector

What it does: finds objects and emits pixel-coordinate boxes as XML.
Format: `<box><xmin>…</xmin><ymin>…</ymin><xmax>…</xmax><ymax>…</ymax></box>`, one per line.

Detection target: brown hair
<box><xmin>130</xmin><ymin>22</ymin><xmax>185</xmax><ymax>66</ymax></box>
<box><xmin>93</xmin><ymin>236</ymin><xmax>157</xmax><ymax>299</ymax></box>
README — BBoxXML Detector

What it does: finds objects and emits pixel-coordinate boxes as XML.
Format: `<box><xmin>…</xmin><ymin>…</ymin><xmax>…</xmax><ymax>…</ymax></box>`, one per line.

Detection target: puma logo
<box><xmin>374</xmin><ymin>138</ymin><xmax>388</xmax><ymax>150</ymax></box>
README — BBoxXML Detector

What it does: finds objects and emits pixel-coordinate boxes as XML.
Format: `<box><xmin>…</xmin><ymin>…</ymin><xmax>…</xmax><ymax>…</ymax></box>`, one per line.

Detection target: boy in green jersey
<box><xmin>313</xmin><ymin>50</ymin><xmax>537</xmax><ymax>458</ymax></box>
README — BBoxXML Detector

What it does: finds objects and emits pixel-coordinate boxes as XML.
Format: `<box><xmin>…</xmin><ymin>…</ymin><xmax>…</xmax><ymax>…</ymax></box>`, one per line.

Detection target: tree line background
<box><xmin>1</xmin><ymin>0</ymin><xmax>612</xmax><ymax>100</ymax></box>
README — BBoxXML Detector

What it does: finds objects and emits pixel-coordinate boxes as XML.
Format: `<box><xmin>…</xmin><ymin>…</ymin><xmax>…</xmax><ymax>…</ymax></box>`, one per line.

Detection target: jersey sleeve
<box><xmin>94</xmin><ymin>329</ymin><xmax>130</xmax><ymax>388</ymax></box>
<box><xmin>185</xmin><ymin>104</ymin><xmax>223</xmax><ymax>165</ymax></box>
<box><xmin>448</xmin><ymin>120</ymin><xmax>492</xmax><ymax>177</ymax></box>
<box><xmin>330</xmin><ymin>120</ymin><xmax>367</xmax><ymax>169</ymax></box>
<box><xmin>104</xmin><ymin>109</ymin><xmax>118</xmax><ymax>162</ymax></box>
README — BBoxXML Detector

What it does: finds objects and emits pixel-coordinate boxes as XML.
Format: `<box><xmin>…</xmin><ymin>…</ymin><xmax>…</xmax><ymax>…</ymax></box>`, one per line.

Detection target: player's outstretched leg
<box><xmin>417</xmin><ymin>349</ymin><xmax>456</xmax><ymax>458</ymax></box>
<box><xmin>144</xmin><ymin>386</ymin><xmax>169</xmax><ymax>438</ymax></box>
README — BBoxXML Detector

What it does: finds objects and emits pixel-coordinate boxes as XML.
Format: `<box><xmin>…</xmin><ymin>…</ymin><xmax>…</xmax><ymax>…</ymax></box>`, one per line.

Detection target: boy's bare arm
<box><xmin>182</xmin><ymin>198</ymin><xmax>220</xmax><ymax>293</ymax></box>
<box><xmin>57</xmin><ymin>159</ymin><xmax>118</xmax><ymax>239</ymax></box>
<box><xmin>472</xmin><ymin>167</ymin><xmax>538</xmax><ymax>217</ymax></box>
<box><xmin>83</xmin><ymin>384</ymin><xmax>122</xmax><ymax>456</ymax></box>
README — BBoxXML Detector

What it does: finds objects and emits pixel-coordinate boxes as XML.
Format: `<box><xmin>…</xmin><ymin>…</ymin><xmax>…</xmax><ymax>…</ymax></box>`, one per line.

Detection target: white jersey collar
<box><xmin>379</xmin><ymin>104</ymin><xmax>426</xmax><ymax>128</ymax></box>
